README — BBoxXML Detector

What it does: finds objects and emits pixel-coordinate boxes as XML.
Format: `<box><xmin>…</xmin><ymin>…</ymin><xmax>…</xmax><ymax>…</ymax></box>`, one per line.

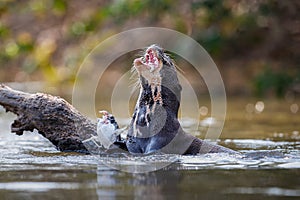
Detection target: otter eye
<box><xmin>162</xmin><ymin>57</ymin><xmax>168</xmax><ymax>65</ymax></box>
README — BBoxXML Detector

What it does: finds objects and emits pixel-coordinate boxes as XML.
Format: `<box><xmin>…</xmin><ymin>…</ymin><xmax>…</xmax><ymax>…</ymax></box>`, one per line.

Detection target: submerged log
<box><xmin>0</xmin><ymin>84</ymin><xmax>95</xmax><ymax>153</ymax></box>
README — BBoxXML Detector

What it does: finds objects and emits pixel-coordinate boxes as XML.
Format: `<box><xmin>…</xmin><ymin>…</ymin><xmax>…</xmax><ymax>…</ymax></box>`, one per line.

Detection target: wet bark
<box><xmin>0</xmin><ymin>84</ymin><xmax>95</xmax><ymax>153</ymax></box>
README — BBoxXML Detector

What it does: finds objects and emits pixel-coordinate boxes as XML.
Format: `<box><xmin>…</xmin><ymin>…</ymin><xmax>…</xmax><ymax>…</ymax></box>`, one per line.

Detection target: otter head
<box><xmin>133</xmin><ymin>44</ymin><xmax>182</xmax><ymax>115</ymax></box>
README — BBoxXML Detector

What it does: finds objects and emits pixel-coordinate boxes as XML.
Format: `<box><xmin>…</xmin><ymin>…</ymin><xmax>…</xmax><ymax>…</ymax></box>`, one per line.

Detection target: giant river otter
<box><xmin>97</xmin><ymin>44</ymin><xmax>235</xmax><ymax>155</ymax></box>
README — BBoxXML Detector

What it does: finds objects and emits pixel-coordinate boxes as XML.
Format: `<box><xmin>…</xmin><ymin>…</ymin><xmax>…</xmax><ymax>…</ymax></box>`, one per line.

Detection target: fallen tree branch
<box><xmin>0</xmin><ymin>84</ymin><xmax>96</xmax><ymax>153</ymax></box>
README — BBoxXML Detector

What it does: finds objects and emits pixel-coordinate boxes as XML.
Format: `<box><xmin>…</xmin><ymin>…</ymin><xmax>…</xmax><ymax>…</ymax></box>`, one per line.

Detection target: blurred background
<box><xmin>0</xmin><ymin>0</ymin><xmax>299</xmax><ymax>121</ymax></box>
<box><xmin>0</xmin><ymin>2</ymin><xmax>300</xmax><ymax>198</ymax></box>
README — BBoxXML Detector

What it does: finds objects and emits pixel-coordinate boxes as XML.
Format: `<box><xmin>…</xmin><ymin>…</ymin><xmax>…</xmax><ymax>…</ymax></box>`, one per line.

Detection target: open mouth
<box><xmin>134</xmin><ymin>48</ymin><xmax>161</xmax><ymax>73</ymax></box>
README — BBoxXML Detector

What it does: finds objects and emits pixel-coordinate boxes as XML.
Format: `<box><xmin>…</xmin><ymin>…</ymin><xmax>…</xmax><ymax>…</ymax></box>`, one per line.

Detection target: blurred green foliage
<box><xmin>0</xmin><ymin>0</ymin><xmax>299</xmax><ymax>96</ymax></box>
<box><xmin>254</xmin><ymin>68</ymin><xmax>294</xmax><ymax>98</ymax></box>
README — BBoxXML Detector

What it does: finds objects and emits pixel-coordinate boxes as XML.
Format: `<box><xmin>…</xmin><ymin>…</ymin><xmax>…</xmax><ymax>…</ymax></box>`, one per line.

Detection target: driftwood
<box><xmin>0</xmin><ymin>84</ymin><xmax>95</xmax><ymax>153</ymax></box>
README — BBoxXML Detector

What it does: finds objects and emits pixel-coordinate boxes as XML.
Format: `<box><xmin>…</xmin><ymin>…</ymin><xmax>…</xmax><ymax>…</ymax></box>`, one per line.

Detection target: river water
<box><xmin>0</xmin><ymin>98</ymin><xmax>299</xmax><ymax>199</ymax></box>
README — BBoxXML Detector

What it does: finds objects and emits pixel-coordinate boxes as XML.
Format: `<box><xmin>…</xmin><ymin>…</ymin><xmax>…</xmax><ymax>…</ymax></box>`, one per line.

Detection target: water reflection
<box><xmin>0</xmin><ymin>182</ymin><xmax>93</xmax><ymax>192</ymax></box>
<box><xmin>96</xmin><ymin>164</ymin><xmax>188</xmax><ymax>199</ymax></box>
<box><xmin>95</xmin><ymin>162</ymin><xmax>300</xmax><ymax>199</ymax></box>
<box><xmin>1</xmin><ymin>98</ymin><xmax>300</xmax><ymax>199</ymax></box>
<box><xmin>225</xmin><ymin>187</ymin><xmax>300</xmax><ymax>197</ymax></box>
